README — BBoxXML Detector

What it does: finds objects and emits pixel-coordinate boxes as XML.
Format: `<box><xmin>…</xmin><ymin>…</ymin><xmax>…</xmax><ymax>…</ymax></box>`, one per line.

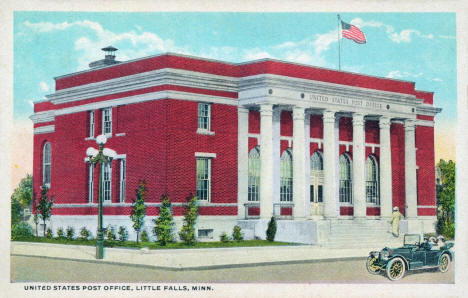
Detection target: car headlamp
<box><xmin>380</xmin><ymin>250</ymin><xmax>390</xmax><ymax>260</ymax></box>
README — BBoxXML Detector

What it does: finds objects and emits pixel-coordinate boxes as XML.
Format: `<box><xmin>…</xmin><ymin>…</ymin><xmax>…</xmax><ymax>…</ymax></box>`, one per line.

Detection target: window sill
<box><xmin>85</xmin><ymin>137</ymin><xmax>95</xmax><ymax>141</ymax></box>
<box><xmin>197</xmin><ymin>129</ymin><xmax>215</xmax><ymax>136</ymax></box>
<box><xmin>115</xmin><ymin>133</ymin><xmax>126</xmax><ymax>137</ymax></box>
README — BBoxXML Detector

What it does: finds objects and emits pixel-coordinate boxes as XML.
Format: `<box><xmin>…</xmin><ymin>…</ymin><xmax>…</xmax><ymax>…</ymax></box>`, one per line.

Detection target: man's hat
<box><xmin>393</xmin><ymin>206</ymin><xmax>399</xmax><ymax>211</ymax></box>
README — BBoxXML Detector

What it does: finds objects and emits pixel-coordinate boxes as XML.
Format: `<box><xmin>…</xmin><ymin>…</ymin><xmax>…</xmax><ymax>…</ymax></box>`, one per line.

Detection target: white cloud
<box><xmin>28</xmin><ymin>100</ymin><xmax>34</xmax><ymax>107</ymax></box>
<box><xmin>243</xmin><ymin>48</ymin><xmax>275</xmax><ymax>61</ymax></box>
<box><xmin>386</xmin><ymin>70</ymin><xmax>423</xmax><ymax>79</ymax></box>
<box><xmin>313</xmin><ymin>30</ymin><xmax>338</xmax><ymax>55</ymax></box>
<box><xmin>24</xmin><ymin>20</ymin><xmax>182</xmax><ymax>70</ymax></box>
<box><xmin>439</xmin><ymin>35</ymin><xmax>455</xmax><ymax>39</ymax></box>
<box><xmin>39</xmin><ymin>81</ymin><xmax>49</xmax><ymax>92</ymax></box>
<box><xmin>349</xmin><ymin>18</ymin><xmax>434</xmax><ymax>43</ymax></box>
<box><xmin>432</xmin><ymin>77</ymin><xmax>443</xmax><ymax>82</ymax></box>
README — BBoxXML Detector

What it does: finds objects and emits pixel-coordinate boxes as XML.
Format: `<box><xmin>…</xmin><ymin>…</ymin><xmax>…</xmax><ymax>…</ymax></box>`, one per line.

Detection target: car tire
<box><xmin>386</xmin><ymin>257</ymin><xmax>406</xmax><ymax>281</ymax></box>
<box><xmin>366</xmin><ymin>256</ymin><xmax>381</xmax><ymax>275</ymax></box>
<box><xmin>438</xmin><ymin>253</ymin><xmax>451</xmax><ymax>273</ymax></box>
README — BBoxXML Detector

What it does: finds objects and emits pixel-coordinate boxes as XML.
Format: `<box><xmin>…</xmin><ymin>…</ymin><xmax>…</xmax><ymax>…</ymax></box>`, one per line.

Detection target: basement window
<box><xmin>197</xmin><ymin>229</ymin><xmax>213</xmax><ymax>239</ymax></box>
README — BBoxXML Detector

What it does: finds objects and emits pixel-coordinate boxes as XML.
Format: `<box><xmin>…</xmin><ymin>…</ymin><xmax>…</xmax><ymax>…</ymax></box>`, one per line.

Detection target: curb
<box><xmin>11</xmin><ymin>253</ymin><xmax>367</xmax><ymax>271</ymax></box>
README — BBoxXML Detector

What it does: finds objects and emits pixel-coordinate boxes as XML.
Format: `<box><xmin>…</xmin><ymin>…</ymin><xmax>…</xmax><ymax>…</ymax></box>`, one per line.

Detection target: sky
<box><xmin>11</xmin><ymin>12</ymin><xmax>457</xmax><ymax>189</ymax></box>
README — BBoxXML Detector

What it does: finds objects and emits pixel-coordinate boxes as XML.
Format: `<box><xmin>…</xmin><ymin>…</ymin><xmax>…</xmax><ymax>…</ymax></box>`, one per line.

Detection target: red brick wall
<box><xmin>365</xmin><ymin>120</ymin><xmax>380</xmax><ymax>144</ymax></box>
<box><xmin>309</xmin><ymin>114</ymin><xmax>323</xmax><ymax>139</ymax></box>
<box><xmin>339</xmin><ymin>117</ymin><xmax>352</xmax><ymax>142</ymax></box>
<box><xmin>248</xmin><ymin>110</ymin><xmax>260</xmax><ymax>134</ymax></box>
<box><xmin>391</xmin><ymin>123</ymin><xmax>406</xmax><ymax>215</ymax></box>
<box><xmin>416</xmin><ymin>125</ymin><xmax>436</xmax><ymax>210</ymax></box>
<box><xmin>280</xmin><ymin>111</ymin><xmax>293</xmax><ymax>137</ymax></box>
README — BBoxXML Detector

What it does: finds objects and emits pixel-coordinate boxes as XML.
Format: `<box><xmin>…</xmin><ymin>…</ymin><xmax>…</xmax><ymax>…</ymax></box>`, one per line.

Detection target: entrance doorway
<box><xmin>310</xmin><ymin>151</ymin><xmax>324</xmax><ymax>216</ymax></box>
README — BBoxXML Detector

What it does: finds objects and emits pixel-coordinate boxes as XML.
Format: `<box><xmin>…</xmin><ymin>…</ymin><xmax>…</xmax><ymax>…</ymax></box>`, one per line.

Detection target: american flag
<box><xmin>341</xmin><ymin>21</ymin><xmax>366</xmax><ymax>44</ymax></box>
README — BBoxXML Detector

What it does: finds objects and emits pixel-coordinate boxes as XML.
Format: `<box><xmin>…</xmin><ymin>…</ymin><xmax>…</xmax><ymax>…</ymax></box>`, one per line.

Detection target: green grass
<box><xmin>13</xmin><ymin>236</ymin><xmax>295</xmax><ymax>249</ymax></box>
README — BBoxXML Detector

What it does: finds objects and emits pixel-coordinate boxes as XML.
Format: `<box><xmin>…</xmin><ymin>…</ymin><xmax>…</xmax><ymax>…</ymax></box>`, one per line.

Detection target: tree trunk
<box><xmin>35</xmin><ymin>224</ymin><xmax>38</xmax><ymax>237</ymax></box>
<box><xmin>137</xmin><ymin>232</ymin><xmax>139</xmax><ymax>244</ymax></box>
<box><xmin>43</xmin><ymin>219</ymin><xmax>46</xmax><ymax>237</ymax></box>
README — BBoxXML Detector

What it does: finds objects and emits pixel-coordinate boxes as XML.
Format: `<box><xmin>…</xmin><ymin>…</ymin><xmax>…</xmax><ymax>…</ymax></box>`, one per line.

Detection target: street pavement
<box><xmin>11</xmin><ymin>254</ymin><xmax>454</xmax><ymax>283</ymax></box>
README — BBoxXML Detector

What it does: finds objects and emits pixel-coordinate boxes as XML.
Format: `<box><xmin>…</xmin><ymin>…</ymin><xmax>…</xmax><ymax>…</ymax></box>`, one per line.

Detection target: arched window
<box><xmin>248</xmin><ymin>147</ymin><xmax>260</xmax><ymax>201</ymax></box>
<box><xmin>280</xmin><ymin>149</ymin><xmax>293</xmax><ymax>202</ymax></box>
<box><xmin>310</xmin><ymin>151</ymin><xmax>323</xmax><ymax>171</ymax></box>
<box><xmin>42</xmin><ymin>142</ymin><xmax>51</xmax><ymax>187</ymax></box>
<box><xmin>102</xmin><ymin>162</ymin><xmax>112</xmax><ymax>202</ymax></box>
<box><xmin>366</xmin><ymin>155</ymin><xmax>380</xmax><ymax>204</ymax></box>
<box><xmin>339</xmin><ymin>153</ymin><xmax>352</xmax><ymax>204</ymax></box>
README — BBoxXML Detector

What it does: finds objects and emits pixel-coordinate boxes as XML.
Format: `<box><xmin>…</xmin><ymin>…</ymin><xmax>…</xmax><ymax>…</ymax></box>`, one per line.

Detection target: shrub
<box><xmin>220</xmin><ymin>232</ymin><xmax>229</xmax><ymax>242</ymax></box>
<box><xmin>130</xmin><ymin>180</ymin><xmax>147</xmax><ymax>244</ymax></box>
<box><xmin>45</xmin><ymin>227</ymin><xmax>53</xmax><ymax>239</ymax></box>
<box><xmin>66</xmin><ymin>226</ymin><xmax>75</xmax><ymax>240</ymax></box>
<box><xmin>179</xmin><ymin>194</ymin><xmax>198</xmax><ymax>245</ymax></box>
<box><xmin>232</xmin><ymin>225</ymin><xmax>243</xmax><ymax>241</ymax></box>
<box><xmin>11</xmin><ymin>222</ymin><xmax>34</xmax><ymax>240</ymax></box>
<box><xmin>106</xmin><ymin>225</ymin><xmax>116</xmax><ymax>241</ymax></box>
<box><xmin>140</xmin><ymin>230</ymin><xmax>149</xmax><ymax>242</ymax></box>
<box><xmin>56</xmin><ymin>227</ymin><xmax>64</xmax><ymax>239</ymax></box>
<box><xmin>79</xmin><ymin>227</ymin><xmax>90</xmax><ymax>240</ymax></box>
<box><xmin>153</xmin><ymin>194</ymin><xmax>174</xmax><ymax>246</ymax></box>
<box><xmin>266</xmin><ymin>216</ymin><xmax>277</xmax><ymax>242</ymax></box>
<box><xmin>118</xmin><ymin>226</ymin><xmax>129</xmax><ymax>242</ymax></box>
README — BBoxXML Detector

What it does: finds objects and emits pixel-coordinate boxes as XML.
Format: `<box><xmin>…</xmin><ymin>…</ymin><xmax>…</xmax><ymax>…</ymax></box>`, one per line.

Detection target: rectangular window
<box><xmin>102</xmin><ymin>162</ymin><xmax>112</xmax><ymax>202</ymax></box>
<box><xmin>88</xmin><ymin>164</ymin><xmax>94</xmax><ymax>203</ymax></box>
<box><xmin>197</xmin><ymin>103</ymin><xmax>211</xmax><ymax>131</ymax></box>
<box><xmin>196</xmin><ymin>158</ymin><xmax>210</xmax><ymax>201</ymax></box>
<box><xmin>310</xmin><ymin>185</ymin><xmax>314</xmax><ymax>202</ymax></box>
<box><xmin>89</xmin><ymin>110</ymin><xmax>95</xmax><ymax>138</ymax></box>
<box><xmin>102</xmin><ymin>108</ymin><xmax>112</xmax><ymax>135</ymax></box>
<box><xmin>119</xmin><ymin>159</ymin><xmax>126</xmax><ymax>203</ymax></box>
<box><xmin>197</xmin><ymin>229</ymin><xmax>213</xmax><ymax>239</ymax></box>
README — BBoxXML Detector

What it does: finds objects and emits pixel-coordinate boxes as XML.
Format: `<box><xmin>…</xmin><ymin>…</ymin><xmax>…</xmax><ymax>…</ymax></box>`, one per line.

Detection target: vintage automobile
<box><xmin>366</xmin><ymin>234</ymin><xmax>454</xmax><ymax>281</ymax></box>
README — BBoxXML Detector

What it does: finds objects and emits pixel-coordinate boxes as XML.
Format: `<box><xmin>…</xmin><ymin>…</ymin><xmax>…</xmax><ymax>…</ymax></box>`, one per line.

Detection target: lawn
<box><xmin>12</xmin><ymin>237</ymin><xmax>295</xmax><ymax>249</ymax></box>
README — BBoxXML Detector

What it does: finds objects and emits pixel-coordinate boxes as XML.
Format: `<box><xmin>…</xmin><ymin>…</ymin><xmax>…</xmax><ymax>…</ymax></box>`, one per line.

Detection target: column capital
<box><xmin>352</xmin><ymin>113</ymin><xmax>365</xmax><ymax>126</ymax></box>
<box><xmin>238</xmin><ymin>106</ymin><xmax>250</xmax><ymax>114</ymax></box>
<box><xmin>259</xmin><ymin>103</ymin><xmax>273</xmax><ymax>115</ymax></box>
<box><xmin>379</xmin><ymin>116</ymin><xmax>392</xmax><ymax>128</ymax></box>
<box><xmin>293</xmin><ymin>106</ymin><xmax>305</xmax><ymax>120</ymax></box>
<box><xmin>322</xmin><ymin>110</ymin><xmax>336</xmax><ymax>123</ymax></box>
<box><xmin>404</xmin><ymin>119</ymin><xmax>416</xmax><ymax>130</ymax></box>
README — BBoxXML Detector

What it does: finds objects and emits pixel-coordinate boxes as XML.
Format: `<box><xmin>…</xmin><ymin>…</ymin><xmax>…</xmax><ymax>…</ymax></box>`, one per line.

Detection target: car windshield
<box><xmin>404</xmin><ymin>234</ymin><xmax>420</xmax><ymax>246</ymax></box>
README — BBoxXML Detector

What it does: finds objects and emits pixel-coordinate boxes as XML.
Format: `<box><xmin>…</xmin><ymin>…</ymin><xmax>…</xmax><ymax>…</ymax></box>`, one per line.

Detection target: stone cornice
<box><xmin>416</xmin><ymin>103</ymin><xmax>442</xmax><ymax>116</ymax></box>
<box><xmin>239</xmin><ymin>74</ymin><xmax>420</xmax><ymax>106</ymax></box>
<box><xmin>46</xmin><ymin>68</ymin><xmax>239</xmax><ymax>105</ymax></box>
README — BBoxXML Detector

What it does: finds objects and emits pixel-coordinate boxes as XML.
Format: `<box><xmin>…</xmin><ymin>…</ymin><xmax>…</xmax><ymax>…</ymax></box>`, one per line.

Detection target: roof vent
<box><xmin>89</xmin><ymin>46</ymin><xmax>121</xmax><ymax>68</ymax></box>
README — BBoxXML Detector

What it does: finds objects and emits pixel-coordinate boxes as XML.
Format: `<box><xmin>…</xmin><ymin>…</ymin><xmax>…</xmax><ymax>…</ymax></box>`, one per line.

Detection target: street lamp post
<box><xmin>86</xmin><ymin>134</ymin><xmax>117</xmax><ymax>259</ymax></box>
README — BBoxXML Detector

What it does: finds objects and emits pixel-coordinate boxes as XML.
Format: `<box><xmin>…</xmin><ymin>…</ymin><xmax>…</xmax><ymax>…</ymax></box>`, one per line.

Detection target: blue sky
<box><xmin>13</xmin><ymin>12</ymin><xmax>456</xmax><ymax>145</ymax></box>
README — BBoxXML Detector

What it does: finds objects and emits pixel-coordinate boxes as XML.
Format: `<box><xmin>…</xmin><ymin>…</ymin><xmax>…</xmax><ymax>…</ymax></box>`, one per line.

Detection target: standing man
<box><xmin>389</xmin><ymin>206</ymin><xmax>403</xmax><ymax>237</ymax></box>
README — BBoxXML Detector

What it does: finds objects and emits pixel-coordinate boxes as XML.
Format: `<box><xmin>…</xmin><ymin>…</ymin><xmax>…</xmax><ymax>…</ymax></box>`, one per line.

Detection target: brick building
<box><xmin>30</xmin><ymin>49</ymin><xmax>441</xmax><ymax>244</ymax></box>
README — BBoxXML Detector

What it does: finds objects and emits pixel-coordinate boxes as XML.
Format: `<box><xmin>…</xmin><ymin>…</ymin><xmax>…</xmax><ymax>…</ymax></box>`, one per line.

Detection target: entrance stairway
<box><xmin>321</xmin><ymin>219</ymin><xmax>404</xmax><ymax>249</ymax></box>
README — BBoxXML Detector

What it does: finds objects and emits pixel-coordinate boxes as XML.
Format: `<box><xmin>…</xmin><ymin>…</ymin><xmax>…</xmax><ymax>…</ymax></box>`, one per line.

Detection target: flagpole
<box><xmin>337</xmin><ymin>14</ymin><xmax>341</xmax><ymax>71</ymax></box>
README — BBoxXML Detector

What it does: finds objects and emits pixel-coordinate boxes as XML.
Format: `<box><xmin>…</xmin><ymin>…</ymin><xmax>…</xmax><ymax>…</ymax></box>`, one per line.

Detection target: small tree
<box><xmin>45</xmin><ymin>227</ymin><xmax>53</xmax><ymax>239</ymax></box>
<box><xmin>220</xmin><ymin>232</ymin><xmax>229</xmax><ymax>242</ymax></box>
<box><xmin>33</xmin><ymin>213</ymin><xmax>39</xmax><ymax>237</ymax></box>
<box><xmin>130</xmin><ymin>180</ymin><xmax>147</xmax><ymax>244</ymax></box>
<box><xmin>80</xmin><ymin>227</ymin><xmax>90</xmax><ymax>240</ymax></box>
<box><xmin>105</xmin><ymin>225</ymin><xmax>116</xmax><ymax>241</ymax></box>
<box><xmin>153</xmin><ymin>194</ymin><xmax>174</xmax><ymax>246</ymax></box>
<box><xmin>436</xmin><ymin>159</ymin><xmax>456</xmax><ymax>239</ymax></box>
<box><xmin>232</xmin><ymin>225</ymin><xmax>243</xmax><ymax>241</ymax></box>
<box><xmin>179</xmin><ymin>194</ymin><xmax>199</xmax><ymax>245</ymax></box>
<box><xmin>140</xmin><ymin>230</ymin><xmax>149</xmax><ymax>242</ymax></box>
<box><xmin>266</xmin><ymin>216</ymin><xmax>277</xmax><ymax>242</ymax></box>
<box><xmin>11</xmin><ymin>198</ymin><xmax>22</xmax><ymax>226</ymax></box>
<box><xmin>118</xmin><ymin>226</ymin><xmax>129</xmax><ymax>242</ymax></box>
<box><xmin>36</xmin><ymin>187</ymin><xmax>54</xmax><ymax>237</ymax></box>
<box><xmin>56</xmin><ymin>227</ymin><xmax>64</xmax><ymax>239</ymax></box>
<box><xmin>66</xmin><ymin>226</ymin><xmax>75</xmax><ymax>240</ymax></box>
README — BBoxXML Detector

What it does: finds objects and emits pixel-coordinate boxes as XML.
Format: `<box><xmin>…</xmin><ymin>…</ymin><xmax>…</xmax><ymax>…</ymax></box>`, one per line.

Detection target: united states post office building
<box><xmin>31</xmin><ymin>51</ymin><xmax>441</xmax><ymax>244</ymax></box>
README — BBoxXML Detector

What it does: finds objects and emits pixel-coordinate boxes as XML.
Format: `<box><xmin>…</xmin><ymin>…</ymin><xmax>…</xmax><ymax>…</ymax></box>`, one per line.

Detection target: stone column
<box><xmin>272</xmin><ymin>108</ymin><xmax>281</xmax><ymax>213</ymax></box>
<box><xmin>237</xmin><ymin>106</ymin><xmax>249</xmax><ymax>219</ymax></box>
<box><xmin>293</xmin><ymin>106</ymin><xmax>306</xmax><ymax>219</ymax></box>
<box><xmin>304</xmin><ymin>111</ymin><xmax>311</xmax><ymax>217</ymax></box>
<box><xmin>379</xmin><ymin>116</ymin><xmax>393</xmax><ymax>218</ymax></box>
<box><xmin>323</xmin><ymin>110</ymin><xmax>338</xmax><ymax>218</ymax></box>
<box><xmin>352</xmin><ymin>113</ymin><xmax>366</xmax><ymax>218</ymax></box>
<box><xmin>405</xmin><ymin>119</ymin><xmax>418</xmax><ymax>218</ymax></box>
<box><xmin>260</xmin><ymin>104</ymin><xmax>274</xmax><ymax>219</ymax></box>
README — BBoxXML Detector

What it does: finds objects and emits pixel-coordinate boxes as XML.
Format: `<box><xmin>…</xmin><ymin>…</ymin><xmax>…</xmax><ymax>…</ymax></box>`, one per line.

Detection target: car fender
<box><xmin>439</xmin><ymin>250</ymin><xmax>453</xmax><ymax>262</ymax></box>
<box><xmin>386</xmin><ymin>255</ymin><xmax>409</xmax><ymax>270</ymax></box>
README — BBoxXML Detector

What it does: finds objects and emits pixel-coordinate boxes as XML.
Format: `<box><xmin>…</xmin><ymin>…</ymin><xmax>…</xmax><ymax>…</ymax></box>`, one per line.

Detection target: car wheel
<box><xmin>386</xmin><ymin>257</ymin><xmax>406</xmax><ymax>281</ymax></box>
<box><xmin>366</xmin><ymin>256</ymin><xmax>381</xmax><ymax>275</ymax></box>
<box><xmin>439</xmin><ymin>254</ymin><xmax>451</xmax><ymax>273</ymax></box>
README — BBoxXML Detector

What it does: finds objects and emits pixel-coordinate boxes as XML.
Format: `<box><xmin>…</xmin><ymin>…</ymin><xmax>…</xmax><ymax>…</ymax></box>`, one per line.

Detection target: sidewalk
<box><xmin>11</xmin><ymin>241</ymin><xmax>375</xmax><ymax>270</ymax></box>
